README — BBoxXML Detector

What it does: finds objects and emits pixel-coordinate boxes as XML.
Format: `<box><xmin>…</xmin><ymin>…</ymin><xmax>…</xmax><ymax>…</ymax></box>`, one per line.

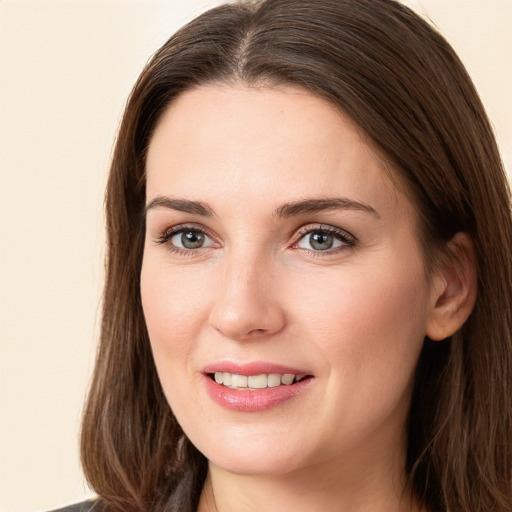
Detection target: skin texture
<box><xmin>140</xmin><ymin>85</ymin><xmax>473</xmax><ymax>511</ymax></box>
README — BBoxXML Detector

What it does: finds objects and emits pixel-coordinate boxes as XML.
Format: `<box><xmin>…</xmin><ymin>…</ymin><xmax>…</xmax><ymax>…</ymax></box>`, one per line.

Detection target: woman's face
<box><xmin>141</xmin><ymin>85</ymin><xmax>438</xmax><ymax>478</ymax></box>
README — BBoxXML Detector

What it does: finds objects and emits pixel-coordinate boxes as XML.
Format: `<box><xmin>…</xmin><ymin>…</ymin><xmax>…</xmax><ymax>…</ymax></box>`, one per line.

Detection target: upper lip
<box><xmin>202</xmin><ymin>361</ymin><xmax>313</xmax><ymax>376</ymax></box>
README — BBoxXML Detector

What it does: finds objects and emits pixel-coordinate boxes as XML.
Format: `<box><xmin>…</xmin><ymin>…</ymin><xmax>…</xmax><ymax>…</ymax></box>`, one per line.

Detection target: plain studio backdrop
<box><xmin>0</xmin><ymin>1</ymin><xmax>510</xmax><ymax>511</ymax></box>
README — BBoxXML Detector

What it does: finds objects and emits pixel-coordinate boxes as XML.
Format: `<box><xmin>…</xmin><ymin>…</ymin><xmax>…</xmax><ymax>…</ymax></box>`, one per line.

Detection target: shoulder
<box><xmin>47</xmin><ymin>499</ymin><xmax>100</xmax><ymax>512</ymax></box>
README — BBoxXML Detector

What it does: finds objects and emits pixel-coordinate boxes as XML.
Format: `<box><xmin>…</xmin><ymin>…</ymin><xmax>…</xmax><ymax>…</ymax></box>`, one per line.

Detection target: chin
<box><xmin>191</xmin><ymin>430</ymin><xmax>311</xmax><ymax>477</ymax></box>
<box><xmin>207</xmin><ymin>453</ymin><xmax>304</xmax><ymax>477</ymax></box>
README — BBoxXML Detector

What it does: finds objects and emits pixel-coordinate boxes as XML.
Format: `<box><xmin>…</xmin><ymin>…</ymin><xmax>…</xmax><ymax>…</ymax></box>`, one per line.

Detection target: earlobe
<box><xmin>426</xmin><ymin>232</ymin><xmax>478</xmax><ymax>341</ymax></box>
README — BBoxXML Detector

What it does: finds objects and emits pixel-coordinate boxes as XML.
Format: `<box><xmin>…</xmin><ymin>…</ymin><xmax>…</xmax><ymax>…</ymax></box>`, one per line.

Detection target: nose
<box><xmin>209</xmin><ymin>253</ymin><xmax>286</xmax><ymax>341</ymax></box>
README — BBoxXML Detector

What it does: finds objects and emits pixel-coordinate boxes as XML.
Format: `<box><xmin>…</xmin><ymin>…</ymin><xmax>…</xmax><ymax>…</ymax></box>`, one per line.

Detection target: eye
<box><xmin>171</xmin><ymin>229</ymin><xmax>214</xmax><ymax>249</ymax></box>
<box><xmin>155</xmin><ymin>226</ymin><xmax>216</xmax><ymax>252</ymax></box>
<box><xmin>295</xmin><ymin>226</ymin><xmax>355</xmax><ymax>252</ymax></box>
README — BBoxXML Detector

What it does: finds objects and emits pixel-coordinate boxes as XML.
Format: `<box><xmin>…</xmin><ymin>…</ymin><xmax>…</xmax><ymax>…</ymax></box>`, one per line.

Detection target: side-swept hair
<box><xmin>81</xmin><ymin>1</ymin><xmax>512</xmax><ymax>510</ymax></box>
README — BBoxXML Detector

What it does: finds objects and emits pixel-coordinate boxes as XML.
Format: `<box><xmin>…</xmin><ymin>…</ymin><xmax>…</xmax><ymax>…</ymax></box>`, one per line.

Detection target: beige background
<box><xmin>0</xmin><ymin>1</ymin><xmax>510</xmax><ymax>511</ymax></box>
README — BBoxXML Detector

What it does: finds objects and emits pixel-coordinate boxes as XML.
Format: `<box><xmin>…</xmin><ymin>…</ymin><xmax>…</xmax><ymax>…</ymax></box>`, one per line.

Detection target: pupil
<box><xmin>182</xmin><ymin>230</ymin><xmax>204</xmax><ymax>249</ymax></box>
<box><xmin>310</xmin><ymin>232</ymin><xmax>333</xmax><ymax>250</ymax></box>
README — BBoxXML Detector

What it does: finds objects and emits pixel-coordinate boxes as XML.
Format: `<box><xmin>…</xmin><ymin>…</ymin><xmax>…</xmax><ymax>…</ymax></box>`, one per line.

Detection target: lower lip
<box><xmin>203</xmin><ymin>375</ymin><xmax>313</xmax><ymax>412</ymax></box>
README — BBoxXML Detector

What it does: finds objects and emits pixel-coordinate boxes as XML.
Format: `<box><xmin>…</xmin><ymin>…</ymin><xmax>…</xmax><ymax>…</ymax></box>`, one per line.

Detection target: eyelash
<box><xmin>154</xmin><ymin>223</ymin><xmax>357</xmax><ymax>256</ymax></box>
<box><xmin>292</xmin><ymin>224</ymin><xmax>356</xmax><ymax>256</ymax></box>
<box><xmin>154</xmin><ymin>224</ymin><xmax>218</xmax><ymax>257</ymax></box>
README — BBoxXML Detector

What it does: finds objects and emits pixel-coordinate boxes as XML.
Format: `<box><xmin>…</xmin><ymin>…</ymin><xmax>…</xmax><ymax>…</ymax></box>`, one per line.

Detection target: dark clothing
<box><xmin>48</xmin><ymin>500</ymin><xmax>99</xmax><ymax>512</ymax></box>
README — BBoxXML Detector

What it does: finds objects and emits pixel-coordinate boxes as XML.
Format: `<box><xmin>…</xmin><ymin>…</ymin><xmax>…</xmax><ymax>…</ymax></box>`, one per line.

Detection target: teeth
<box><xmin>212</xmin><ymin>372</ymin><xmax>309</xmax><ymax>390</ymax></box>
<box><xmin>248</xmin><ymin>374</ymin><xmax>267</xmax><ymax>389</ymax></box>
<box><xmin>232</xmin><ymin>374</ymin><xmax>248</xmax><ymax>388</ymax></box>
<box><xmin>281</xmin><ymin>374</ymin><xmax>294</xmax><ymax>385</ymax></box>
<box><xmin>267</xmin><ymin>373</ymin><xmax>281</xmax><ymax>388</ymax></box>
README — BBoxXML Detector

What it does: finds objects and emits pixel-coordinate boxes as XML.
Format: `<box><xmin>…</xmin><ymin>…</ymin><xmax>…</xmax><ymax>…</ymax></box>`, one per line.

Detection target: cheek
<box><xmin>288</xmin><ymin>254</ymin><xmax>429</xmax><ymax>394</ymax></box>
<box><xmin>140</xmin><ymin>260</ymin><xmax>216</xmax><ymax>426</ymax></box>
<box><xmin>142</xmin><ymin>247</ymin><xmax>213</xmax><ymax>321</ymax></box>
<box><xmin>140</xmin><ymin>260</ymin><xmax>210</xmax><ymax>372</ymax></box>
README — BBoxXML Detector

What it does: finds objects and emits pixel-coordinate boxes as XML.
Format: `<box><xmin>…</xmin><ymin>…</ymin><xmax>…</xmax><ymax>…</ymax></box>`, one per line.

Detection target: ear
<box><xmin>426</xmin><ymin>232</ymin><xmax>478</xmax><ymax>341</ymax></box>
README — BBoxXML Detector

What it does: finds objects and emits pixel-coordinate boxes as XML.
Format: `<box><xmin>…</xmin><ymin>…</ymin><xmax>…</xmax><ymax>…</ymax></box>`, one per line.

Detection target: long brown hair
<box><xmin>81</xmin><ymin>1</ymin><xmax>512</xmax><ymax>510</ymax></box>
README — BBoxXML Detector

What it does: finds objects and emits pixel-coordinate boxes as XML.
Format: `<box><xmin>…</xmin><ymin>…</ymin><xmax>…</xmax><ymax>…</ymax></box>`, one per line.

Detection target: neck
<box><xmin>197</xmin><ymin>449</ymin><xmax>422</xmax><ymax>512</ymax></box>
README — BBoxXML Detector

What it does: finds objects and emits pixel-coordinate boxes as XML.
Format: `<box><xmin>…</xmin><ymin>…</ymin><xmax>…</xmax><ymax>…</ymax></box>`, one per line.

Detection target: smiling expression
<box><xmin>140</xmin><ymin>84</ymin><xmax>438</xmax><ymax>478</ymax></box>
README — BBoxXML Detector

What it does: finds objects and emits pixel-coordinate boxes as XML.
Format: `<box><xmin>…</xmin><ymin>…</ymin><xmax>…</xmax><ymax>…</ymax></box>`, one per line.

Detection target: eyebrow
<box><xmin>145</xmin><ymin>196</ymin><xmax>215</xmax><ymax>217</ymax></box>
<box><xmin>273</xmin><ymin>197</ymin><xmax>380</xmax><ymax>219</ymax></box>
<box><xmin>144</xmin><ymin>195</ymin><xmax>379</xmax><ymax>219</ymax></box>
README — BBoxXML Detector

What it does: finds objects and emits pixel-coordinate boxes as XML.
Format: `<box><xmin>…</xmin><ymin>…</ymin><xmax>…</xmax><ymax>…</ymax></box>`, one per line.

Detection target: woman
<box><xmin>64</xmin><ymin>0</ymin><xmax>512</xmax><ymax>511</ymax></box>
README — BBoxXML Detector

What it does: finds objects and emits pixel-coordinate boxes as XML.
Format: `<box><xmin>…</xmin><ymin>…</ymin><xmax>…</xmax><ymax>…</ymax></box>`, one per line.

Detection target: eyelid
<box><xmin>151</xmin><ymin>222</ymin><xmax>356</xmax><ymax>256</ymax></box>
<box><xmin>291</xmin><ymin>223</ymin><xmax>357</xmax><ymax>251</ymax></box>
<box><xmin>153</xmin><ymin>223</ymin><xmax>220</xmax><ymax>250</ymax></box>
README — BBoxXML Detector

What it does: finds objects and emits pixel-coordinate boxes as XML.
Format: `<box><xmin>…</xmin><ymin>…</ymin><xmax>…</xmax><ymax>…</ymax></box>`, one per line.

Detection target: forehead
<box><xmin>145</xmin><ymin>84</ymin><xmax>408</xmax><ymax>220</ymax></box>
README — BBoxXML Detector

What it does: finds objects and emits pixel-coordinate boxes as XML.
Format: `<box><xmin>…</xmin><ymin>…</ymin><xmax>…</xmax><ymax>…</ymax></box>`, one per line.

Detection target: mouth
<box><xmin>208</xmin><ymin>372</ymin><xmax>312</xmax><ymax>390</ymax></box>
<box><xmin>202</xmin><ymin>362</ymin><xmax>315</xmax><ymax>411</ymax></box>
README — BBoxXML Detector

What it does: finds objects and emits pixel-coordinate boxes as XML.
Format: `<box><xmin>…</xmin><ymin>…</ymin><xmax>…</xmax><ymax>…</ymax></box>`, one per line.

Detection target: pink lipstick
<box><xmin>202</xmin><ymin>361</ymin><xmax>314</xmax><ymax>412</ymax></box>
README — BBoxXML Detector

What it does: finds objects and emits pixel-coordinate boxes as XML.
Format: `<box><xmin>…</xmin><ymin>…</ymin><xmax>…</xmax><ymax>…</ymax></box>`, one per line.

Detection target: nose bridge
<box><xmin>227</xmin><ymin>244</ymin><xmax>264</xmax><ymax>291</ymax></box>
<box><xmin>209</xmin><ymin>242</ymin><xmax>285</xmax><ymax>340</ymax></box>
